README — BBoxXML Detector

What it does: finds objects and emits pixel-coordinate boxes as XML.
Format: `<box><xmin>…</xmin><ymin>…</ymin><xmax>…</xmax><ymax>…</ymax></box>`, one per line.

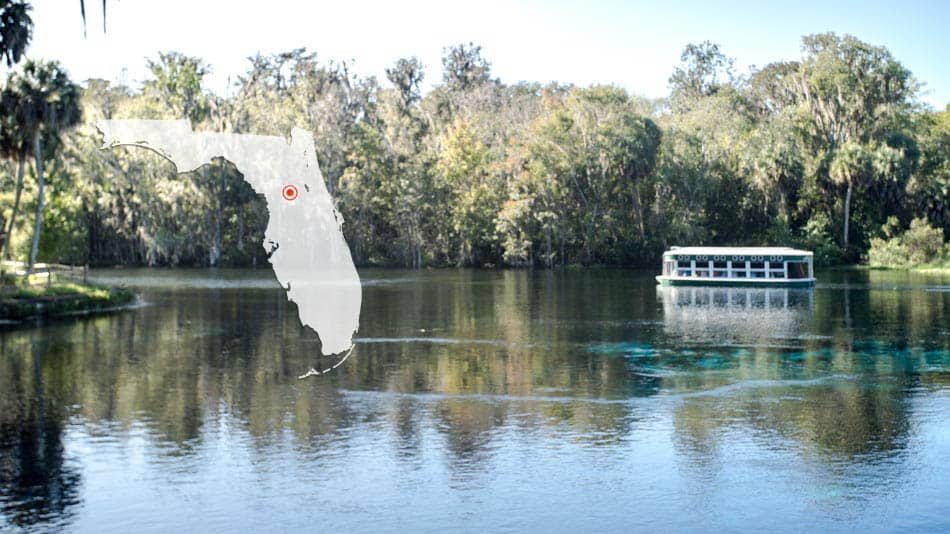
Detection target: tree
<box><xmin>668</xmin><ymin>41</ymin><xmax>734</xmax><ymax>111</ymax></box>
<box><xmin>0</xmin><ymin>0</ymin><xmax>31</xmax><ymax>67</ymax></box>
<box><xmin>436</xmin><ymin>119</ymin><xmax>502</xmax><ymax>265</ymax></box>
<box><xmin>442</xmin><ymin>43</ymin><xmax>491</xmax><ymax>92</ymax></box>
<box><xmin>796</xmin><ymin>33</ymin><xmax>917</xmax><ymax>250</ymax></box>
<box><xmin>0</xmin><ymin>0</ymin><xmax>32</xmax><ymax>260</ymax></box>
<box><xmin>144</xmin><ymin>52</ymin><xmax>210</xmax><ymax>124</ymax></box>
<box><xmin>829</xmin><ymin>142</ymin><xmax>872</xmax><ymax>247</ymax></box>
<box><xmin>386</xmin><ymin>57</ymin><xmax>424</xmax><ymax>112</ymax></box>
<box><xmin>908</xmin><ymin>106</ymin><xmax>950</xmax><ymax>236</ymax></box>
<box><xmin>6</xmin><ymin>32</ymin><xmax>942</xmax><ymax>270</ymax></box>
<box><xmin>0</xmin><ymin>81</ymin><xmax>33</xmax><ymax>260</ymax></box>
<box><xmin>511</xmin><ymin>86</ymin><xmax>662</xmax><ymax>265</ymax></box>
<box><xmin>5</xmin><ymin>60</ymin><xmax>82</xmax><ymax>270</ymax></box>
<box><xmin>797</xmin><ymin>33</ymin><xmax>914</xmax><ymax>148</ymax></box>
<box><xmin>78</xmin><ymin>0</ymin><xmax>107</xmax><ymax>36</ymax></box>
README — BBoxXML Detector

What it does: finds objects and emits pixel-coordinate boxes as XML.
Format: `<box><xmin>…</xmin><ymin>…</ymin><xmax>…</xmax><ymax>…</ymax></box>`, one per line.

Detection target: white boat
<box><xmin>655</xmin><ymin>247</ymin><xmax>815</xmax><ymax>287</ymax></box>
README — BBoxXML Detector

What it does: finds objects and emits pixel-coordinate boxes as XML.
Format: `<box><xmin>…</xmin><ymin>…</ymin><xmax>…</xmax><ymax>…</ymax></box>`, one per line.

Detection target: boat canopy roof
<box><xmin>663</xmin><ymin>246</ymin><xmax>812</xmax><ymax>258</ymax></box>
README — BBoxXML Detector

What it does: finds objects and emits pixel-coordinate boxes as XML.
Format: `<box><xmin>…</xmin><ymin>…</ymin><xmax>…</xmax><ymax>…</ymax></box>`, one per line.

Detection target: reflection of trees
<box><xmin>0</xmin><ymin>340</ymin><xmax>81</xmax><ymax>529</ymax></box>
<box><xmin>669</xmin><ymin>346</ymin><xmax>918</xmax><ymax>517</ymax></box>
<box><xmin>662</xmin><ymin>269</ymin><xmax>950</xmax><ymax>498</ymax></box>
<box><xmin>673</xmin><ymin>373</ymin><xmax>912</xmax><ymax>459</ymax></box>
<box><xmin>354</xmin><ymin>269</ymin><xmax>641</xmax><ymax>452</ymax></box>
<box><xmin>0</xmin><ymin>268</ymin><xmax>946</xmax><ymax>523</ymax></box>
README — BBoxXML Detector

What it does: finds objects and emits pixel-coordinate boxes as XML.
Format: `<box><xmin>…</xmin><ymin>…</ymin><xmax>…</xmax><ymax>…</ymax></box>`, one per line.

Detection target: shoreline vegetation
<box><xmin>0</xmin><ymin>12</ymin><xmax>947</xmax><ymax>274</ymax></box>
<box><xmin>867</xmin><ymin>264</ymin><xmax>950</xmax><ymax>274</ymax></box>
<box><xmin>867</xmin><ymin>217</ymin><xmax>950</xmax><ymax>272</ymax></box>
<box><xmin>0</xmin><ymin>262</ymin><xmax>136</xmax><ymax>323</ymax></box>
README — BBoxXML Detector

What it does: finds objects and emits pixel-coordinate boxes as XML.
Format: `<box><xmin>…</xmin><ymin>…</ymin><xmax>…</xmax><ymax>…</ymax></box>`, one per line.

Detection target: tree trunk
<box><xmin>585</xmin><ymin>205</ymin><xmax>598</xmax><ymax>265</ymax></box>
<box><xmin>633</xmin><ymin>183</ymin><xmax>646</xmax><ymax>242</ymax></box>
<box><xmin>1</xmin><ymin>150</ymin><xmax>26</xmax><ymax>261</ymax></box>
<box><xmin>843</xmin><ymin>179</ymin><xmax>853</xmax><ymax>248</ymax></box>
<box><xmin>213</xmin><ymin>167</ymin><xmax>223</xmax><ymax>266</ymax></box>
<box><xmin>28</xmin><ymin>134</ymin><xmax>44</xmax><ymax>272</ymax></box>
<box><xmin>237</xmin><ymin>203</ymin><xmax>245</xmax><ymax>253</ymax></box>
<box><xmin>544</xmin><ymin>227</ymin><xmax>552</xmax><ymax>268</ymax></box>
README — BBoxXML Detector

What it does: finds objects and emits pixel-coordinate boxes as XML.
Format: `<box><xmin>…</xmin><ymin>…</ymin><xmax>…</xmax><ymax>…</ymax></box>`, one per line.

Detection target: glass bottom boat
<box><xmin>655</xmin><ymin>247</ymin><xmax>816</xmax><ymax>287</ymax></box>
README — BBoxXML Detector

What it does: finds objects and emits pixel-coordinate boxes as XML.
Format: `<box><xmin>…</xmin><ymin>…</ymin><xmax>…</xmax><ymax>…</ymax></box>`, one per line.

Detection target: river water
<box><xmin>1</xmin><ymin>268</ymin><xmax>948</xmax><ymax>532</ymax></box>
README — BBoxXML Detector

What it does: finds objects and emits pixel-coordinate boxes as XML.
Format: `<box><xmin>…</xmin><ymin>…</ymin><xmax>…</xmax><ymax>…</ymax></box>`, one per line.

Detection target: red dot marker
<box><xmin>282</xmin><ymin>184</ymin><xmax>299</xmax><ymax>201</ymax></box>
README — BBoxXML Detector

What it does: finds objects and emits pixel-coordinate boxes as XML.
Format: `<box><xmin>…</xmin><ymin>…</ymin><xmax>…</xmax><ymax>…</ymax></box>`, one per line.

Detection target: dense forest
<box><xmin>0</xmin><ymin>3</ymin><xmax>947</xmax><ymax>269</ymax></box>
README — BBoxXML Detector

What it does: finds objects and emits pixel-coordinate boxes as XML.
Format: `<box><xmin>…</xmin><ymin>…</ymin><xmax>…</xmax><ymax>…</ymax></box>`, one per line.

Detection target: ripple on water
<box><xmin>354</xmin><ymin>336</ymin><xmax>532</xmax><ymax>348</ymax></box>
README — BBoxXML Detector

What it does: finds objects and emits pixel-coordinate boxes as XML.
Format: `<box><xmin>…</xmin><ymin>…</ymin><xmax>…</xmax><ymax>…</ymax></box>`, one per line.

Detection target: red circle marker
<box><xmin>282</xmin><ymin>184</ymin><xmax>299</xmax><ymax>201</ymax></box>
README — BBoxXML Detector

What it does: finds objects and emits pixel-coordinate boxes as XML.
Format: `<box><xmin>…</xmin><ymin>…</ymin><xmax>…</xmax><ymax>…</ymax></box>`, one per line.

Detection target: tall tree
<box><xmin>436</xmin><ymin>119</ymin><xmax>502</xmax><ymax>265</ymax></box>
<box><xmin>829</xmin><ymin>142</ymin><xmax>872</xmax><ymax>247</ymax></box>
<box><xmin>386</xmin><ymin>57</ymin><xmax>424</xmax><ymax>113</ymax></box>
<box><xmin>441</xmin><ymin>43</ymin><xmax>491</xmax><ymax>92</ymax></box>
<box><xmin>795</xmin><ymin>33</ymin><xmax>916</xmax><ymax>250</ymax></box>
<box><xmin>78</xmin><ymin>0</ymin><xmax>106</xmax><ymax>36</ymax></box>
<box><xmin>0</xmin><ymin>1</ymin><xmax>33</xmax><ymax>260</ymax></box>
<box><xmin>5</xmin><ymin>60</ymin><xmax>82</xmax><ymax>270</ymax></box>
<box><xmin>0</xmin><ymin>0</ymin><xmax>31</xmax><ymax>67</ymax></box>
<box><xmin>0</xmin><ymin>82</ymin><xmax>32</xmax><ymax>260</ymax></box>
<box><xmin>668</xmin><ymin>41</ymin><xmax>734</xmax><ymax>111</ymax></box>
<box><xmin>144</xmin><ymin>52</ymin><xmax>210</xmax><ymax>124</ymax></box>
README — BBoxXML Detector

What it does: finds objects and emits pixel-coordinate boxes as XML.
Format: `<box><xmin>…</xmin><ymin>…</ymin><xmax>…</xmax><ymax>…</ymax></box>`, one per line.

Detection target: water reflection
<box><xmin>0</xmin><ymin>268</ymin><xmax>947</xmax><ymax>531</ymax></box>
<box><xmin>0</xmin><ymin>340</ymin><xmax>81</xmax><ymax>530</ymax></box>
<box><xmin>657</xmin><ymin>286</ymin><xmax>814</xmax><ymax>346</ymax></box>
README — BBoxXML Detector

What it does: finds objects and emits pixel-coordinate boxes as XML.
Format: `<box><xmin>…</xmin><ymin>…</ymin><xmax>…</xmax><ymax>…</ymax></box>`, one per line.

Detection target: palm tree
<box><xmin>5</xmin><ymin>60</ymin><xmax>82</xmax><ymax>271</ymax></box>
<box><xmin>830</xmin><ymin>143</ymin><xmax>872</xmax><ymax>248</ymax></box>
<box><xmin>0</xmin><ymin>1</ymin><xmax>32</xmax><ymax>262</ymax></box>
<box><xmin>0</xmin><ymin>0</ymin><xmax>32</xmax><ymax>67</ymax></box>
<box><xmin>0</xmin><ymin>87</ymin><xmax>32</xmax><ymax>261</ymax></box>
<box><xmin>79</xmin><ymin>0</ymin><xmax>107</xmax><ymax>37</ymax></box>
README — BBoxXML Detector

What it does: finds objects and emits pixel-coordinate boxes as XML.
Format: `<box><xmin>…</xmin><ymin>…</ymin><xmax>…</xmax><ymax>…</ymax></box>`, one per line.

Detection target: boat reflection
<box><xmin>657</xmin><ymin>285</ymin><xmax>814</xmax><ymax>345</ymax></box>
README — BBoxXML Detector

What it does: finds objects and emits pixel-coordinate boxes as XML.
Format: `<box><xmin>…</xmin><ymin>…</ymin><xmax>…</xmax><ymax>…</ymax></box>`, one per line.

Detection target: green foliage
<box><xmin>0</xmin><ymin>280</ymin><xmax>135</xmax><ymax>320</ymax></box>
<box><xmin>0</xmin><ymin>0</ymin><xmax>31</xmax><ymax>67</ymax></box>
<box><xmin>801</xmin><ymin>212</ymin><xmax>845</xmax><ymax>266</ymax></box>
<box><xmin>902</xmin><ymin>218</ymin><xmax>944</xmax><ymax>264</ymax></box>
<box><xmin>869</xmin><ymin>217</ymin><xmax>946</xmax><ymax>267</ymax></box>
<box><xmin>908</xmin><ymin>105</ymin><xmax>950</xmax><ymax>236</ymax></box>
<box><xmin>2</xmin><ymin>35</ymin><xmax>946</xmax><ymax>270</ymax></box>
<box><xmin>441</xmin><ymin>43</ymin><xmax>492</xmax><ymax>92</ymax></box>
<box><xmin>668</xmin><ymin>41</ymin><xmax>733</xmax><ymax>111</ymax></box>
<box><xmin>0</xmin><ymin>59</ymin><xmax>82</xmax><ymax>270</ymax></box>
<box><xmin>436</xmin><ymin>119</ymin><xmax>503</xmax><ymax>265</ymax></box>
<box><xmin>144</xmin><ymin>52</ymin><xmax>209</xmax><ymax>124</ymax></box>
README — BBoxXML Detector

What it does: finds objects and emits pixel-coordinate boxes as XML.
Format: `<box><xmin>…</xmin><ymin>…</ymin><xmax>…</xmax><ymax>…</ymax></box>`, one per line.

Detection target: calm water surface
<box><xmin>1</xmin><ymin>268</ymin><xmax>949</xmax><ymax>532</ymax></box>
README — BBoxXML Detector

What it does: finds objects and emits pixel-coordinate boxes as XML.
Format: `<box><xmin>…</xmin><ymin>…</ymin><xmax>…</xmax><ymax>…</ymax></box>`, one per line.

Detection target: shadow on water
<box><xmin>0</xmin><ymin>339</ymin><xmax>81</xmax><ymax>530</ymax></box>
<box><xmin>0</xmin><ymin>268</ymin><xmax>947</xmax><ymax>531</ymax></box>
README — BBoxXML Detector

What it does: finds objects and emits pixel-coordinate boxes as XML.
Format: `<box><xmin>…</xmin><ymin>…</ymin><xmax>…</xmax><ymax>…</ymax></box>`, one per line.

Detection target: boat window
<box><xmin>713</xmin><ymin>261</ymin><xmax>727</xmax><ymax>269</ymax></box>
<box><xmin>733</xmin><ymin>270</ymin><xmax>747</xmax><ymax>278</ymax></box>
<box><xmin>749</xmin><ymin>262</ymin><xmax>765</xmax><ymax>270</ymax></box>
<box><xmin>674</xmin><ymin>260</ymin><xmax>690</xmax><ymax>277</ymax></box>
<box><xmin>787</xmin><ymin>262</ymin><xmax>807</xmax><ymax>279</ymax></box>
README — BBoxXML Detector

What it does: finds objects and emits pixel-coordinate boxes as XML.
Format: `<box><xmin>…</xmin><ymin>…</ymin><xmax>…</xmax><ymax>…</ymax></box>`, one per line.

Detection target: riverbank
<box><xmin>863</xmin><ymin>261</ymin><xmax>950</xmax><ymax>275</ymax></box>
<box><xmin>0</xmin><ymin>281</ymin><xmax>137</xmax><ymax>323</ymax></box>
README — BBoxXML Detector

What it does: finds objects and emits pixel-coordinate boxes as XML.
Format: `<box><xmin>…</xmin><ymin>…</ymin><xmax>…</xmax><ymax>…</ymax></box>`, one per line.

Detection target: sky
<box><xmin>22</xmin><ymin>0</ymin><xmax>950</xmax><ymax>109</ymax></box>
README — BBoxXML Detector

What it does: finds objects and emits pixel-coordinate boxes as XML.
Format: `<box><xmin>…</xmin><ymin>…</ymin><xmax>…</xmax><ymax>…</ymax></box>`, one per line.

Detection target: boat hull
<box><xmin>656</xmin><ymin>276</ymin><xmax>815</xmax><ymax>288</ymax></box>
